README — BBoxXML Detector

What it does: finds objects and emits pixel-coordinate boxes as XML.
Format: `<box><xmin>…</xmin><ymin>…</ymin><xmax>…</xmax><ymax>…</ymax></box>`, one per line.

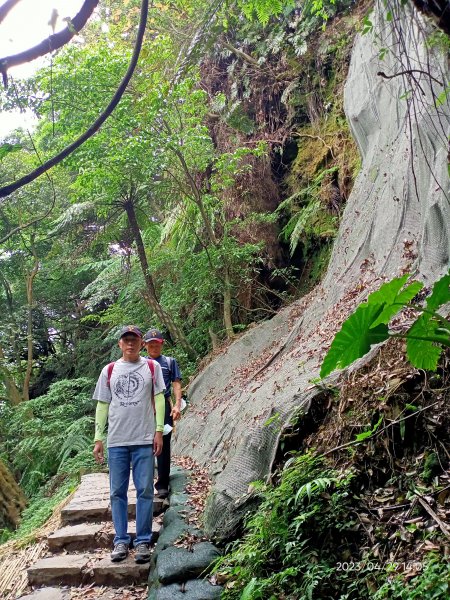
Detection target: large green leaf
<box><xmin>370</xmin><ymin>281</ymin><xmax>423</xmax><ymax>328</ymax></box>
<box><xmin>320</xmin><ymin>303</ymin><xmax>389</xmax><ymax>378</ymax></box>
<box><xmin>426</xmin><ymin>271</ymin><xmax>450</xmax><ymax>312</ymax></box>
<box><xmin>367</xmin><ymin>275</ymin><xmax>409</xmax><ymax>305</ymax></box>
<box><xmin>406</xmin><ymin>315</ymin><xmax>444</xmax><ymax>370</ymax></box>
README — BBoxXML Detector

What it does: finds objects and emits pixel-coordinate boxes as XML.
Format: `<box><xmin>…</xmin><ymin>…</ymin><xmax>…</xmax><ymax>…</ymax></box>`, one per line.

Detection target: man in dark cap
<box><xmin>93</xmin><ymin>326</ymin><xmax>166</xmax><ymax>563</ymax></box>
<box><xmin>143</xmin><ymin>328</ymin><xmax>183</xmax><ymax>499</ymax></box>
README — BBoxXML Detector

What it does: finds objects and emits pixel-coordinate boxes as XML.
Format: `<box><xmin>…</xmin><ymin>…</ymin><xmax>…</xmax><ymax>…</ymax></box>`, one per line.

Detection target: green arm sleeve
<box><xmin>94</xmin><ymin>401</ymin><xmax>109</xmax><ymax>442</ymax></box>
<box><xmin>155</xmin><ymin>392</ymin><xmax>165</xmax><ymax>433</ymax></box>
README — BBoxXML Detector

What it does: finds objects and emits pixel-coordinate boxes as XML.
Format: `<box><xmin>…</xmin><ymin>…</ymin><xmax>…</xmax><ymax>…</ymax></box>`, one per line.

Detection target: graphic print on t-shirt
<box><xmin>114</xmin><ymin>372</ymin><xmax>145</xmax><ymax>406</ymax></box>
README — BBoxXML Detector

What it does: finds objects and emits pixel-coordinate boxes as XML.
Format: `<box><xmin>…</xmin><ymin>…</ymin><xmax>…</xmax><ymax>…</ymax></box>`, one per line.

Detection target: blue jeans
<box><xmin>108</xmin><ymin>445</ymin><xmax>154</xmax><ymax>546</ymax></box>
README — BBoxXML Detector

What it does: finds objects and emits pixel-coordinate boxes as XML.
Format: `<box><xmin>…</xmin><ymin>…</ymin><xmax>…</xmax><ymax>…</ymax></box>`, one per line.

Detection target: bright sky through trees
<box><xmin>0</xmin><ymin>0</ymin><xmax>84</xmax><ymax>136</ymax></box>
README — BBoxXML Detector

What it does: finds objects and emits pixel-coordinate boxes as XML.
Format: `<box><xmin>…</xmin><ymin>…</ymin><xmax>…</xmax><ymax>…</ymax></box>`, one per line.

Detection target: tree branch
<box><xmin>0</xmin><ymin>185</ymin><xmax>56</xmax><ymax>243</ymax></box>
<box><xmin>415</xmin><ymin>493</ymin><xmax>450</xmax><ymax>538</ymax></box>
<box><xmin>0</xmin><ymin>0</ymin><xmax>22</xmax><ymax>25</ymax></box>
<box><xmin>0</xmin><ymin>0</ymin><xmax>99</xmax><ymax>86</ymax></box>
<box><xmin>377</xmin><ymin>69</ymin><xmax>444</xmax><ymax>87</ymax></box>
<box><xmin>0</xmin><ymin>0</ymin><xmax>148</xmax><ymax>199</ymax></box>
<box><xmin>222</xmin><ymin>40</ymin><xmax>260</xmax><ymax>68</ymax></box>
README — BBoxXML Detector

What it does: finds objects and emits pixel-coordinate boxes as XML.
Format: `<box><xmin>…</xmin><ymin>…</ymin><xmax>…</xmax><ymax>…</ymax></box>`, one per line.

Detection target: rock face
<box><xmin>173</xmin><ymin>3</ymin><xmax>450</xmax><ymax>540</ymax></box>
<box><xmin>0</xmin><ymin>458</ymin><xmax>27</xmax><ymax>530</ymax></box>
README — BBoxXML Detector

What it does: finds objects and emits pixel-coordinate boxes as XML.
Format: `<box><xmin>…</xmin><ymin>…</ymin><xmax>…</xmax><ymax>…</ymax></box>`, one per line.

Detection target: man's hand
<box><xmin>153</xmin><ymin>431</ymin><xmax>163</xmax><ymax>456</ymax></box>
<box><xmin>93</xmin><ymin>440</ymin><xmax>104</xmax><ymax>464</ymax></box>
<box><xmin>171</xmin><ymin>403</ymin><xmax>181</xmax><ymax>421</ymax></box>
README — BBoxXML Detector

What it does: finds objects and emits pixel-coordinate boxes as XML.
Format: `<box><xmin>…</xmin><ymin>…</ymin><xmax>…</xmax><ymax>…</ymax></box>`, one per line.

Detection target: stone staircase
<box><xmin>22</xmin><ymin>473</ymin><xmax>165</xmax><ymax>597</ymax></box>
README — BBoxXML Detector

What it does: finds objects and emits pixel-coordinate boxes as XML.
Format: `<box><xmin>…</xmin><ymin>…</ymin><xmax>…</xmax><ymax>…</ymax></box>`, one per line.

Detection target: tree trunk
<box><xmin>22</xmin><ymin>236</ymin><xmax>39</xmax><ymax>402</ymax></box>
<box><xmin>223</xmin><ymin>265</ymin><xmax>234</xmax><ymax>338</ymax></box>
<box><xmin>169</xmin><ymin>145</ymin><xmax>236</xmax><ymax>339</ymax></box>
<box><xmin>123</xmin><ymin>199</ymin><xmax>197</xmax><ymax>360</ymax></box>
<box><xmin>0</xmin><ymin>270</ymin><xmax>25</xmax><ymax>392</ymax></box>
<box><xmin>0</xmin><ymin>344</ymin><xmax>22</xmax><ymax>405</ymax></box>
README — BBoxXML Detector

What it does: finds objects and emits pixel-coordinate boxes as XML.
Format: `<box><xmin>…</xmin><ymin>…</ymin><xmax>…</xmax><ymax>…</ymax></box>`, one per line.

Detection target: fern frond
<box><xmin>288</xmin><ymin>199</ymin><xmax>321</xmax><ymax>255</ymax></box>
<box><xmin>57</xmin><ymin>416</ymin><xmax>94</xmax><ymax>471</ymax></box>
<box><xmin>50</xmin><ymin>202</ymin><xmax>97</xmax><ymax>234</ymax></box>
<box><xmin>294</xmin><ymin>477</ymin><xmax>334</xmax><ymax>504</ymax></box>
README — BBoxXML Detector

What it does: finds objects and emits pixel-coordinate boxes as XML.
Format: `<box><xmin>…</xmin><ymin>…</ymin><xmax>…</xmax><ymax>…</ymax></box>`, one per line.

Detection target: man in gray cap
<box><xmin>143</xmin><ymin>328</ymin><xmax>183</xmax><ymax>499</ymax></box>
<box><xmin>93</xmin><ymin>326</ymin><xmax>166</xmax><ymax>563</ymax></box>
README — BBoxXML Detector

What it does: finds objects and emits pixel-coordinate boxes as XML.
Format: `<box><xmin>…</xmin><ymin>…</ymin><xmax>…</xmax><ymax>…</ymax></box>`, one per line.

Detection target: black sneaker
<box><xmin>155</xmin><ymin>488</ymin><xmax>169</xmax><ymax>499</ymax></box>
<box><xmin>111</xmin><ymin>542</ymin><xmax>129</xmax><ymax>562</ymax></box>
<box><xmin>134</xmin><ymin>542</ymin><xmax>151</xmax><ymax>563</ymax></box>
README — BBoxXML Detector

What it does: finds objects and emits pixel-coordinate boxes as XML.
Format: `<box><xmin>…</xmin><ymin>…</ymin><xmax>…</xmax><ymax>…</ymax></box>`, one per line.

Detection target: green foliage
<box><xmin>372</xmin><ymin>555</ymin><xmax>450</xmax><ymax>600</ymax></box>
<box><xmin>0</xmin><ymin>378</ymin><xmax>96</xmax><ymax>497</ymax></box>
<box><xmin>215</xmin><ymin>452</ymin><xmax>357</xmax><ymax>599</ymax></box>
<box><xmin>361</xmin><ymin>13</ymin><xmax>374</xmax><ymax>35</ymax></box>
<box><xmin>278</xmin><ymin>167</ymin><xmax>339</xmax><ymax>256</ymax></box>
<box><xmin>214</xmin><ymin>449</ymin><xmax>450</xmax><ymax>599</ymax></box>
<box><xmin>421</xmin><ymin>452</ymin><xmax>440</xmax><ymax>484</ymax></box>
<box><xmin>0</xmin><ymin>0</ymin><xmax>358</xmax><ymax>392</ymax></box>
<box><xmin>237</xmin><ymin>0</ymin><xmax>294</xmax><ymax>26</ymax></box>
<box><xmin>9</xmin><ymin>477</ymin><xmax>78</xmax><ymax>541</ymax></box>
<box><xmin>320</xmin><ymin>271</ymin><xmax>450</xmax><ymax>378</ymax></box>
<box><xmin>353</xmin><ymin>415</ymin><xmax>383</xmax><ymax>442</ymax></box>
<box><xmin>237</xmin><ymin>0</ymin><xmax>338</xmax><ymax>27</ymax></box>
<box><xmin>0</xmin><ymin>142</ymin><xmax>22</xmax><ymax>160</ymax></box>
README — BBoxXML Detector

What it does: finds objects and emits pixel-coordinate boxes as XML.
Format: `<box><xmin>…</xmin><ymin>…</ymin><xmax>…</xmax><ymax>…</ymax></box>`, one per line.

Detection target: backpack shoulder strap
<box><xmin>106</xmin><ymin>362</ymin><xmax>115</xmax><ymax>387</ymax></box>
<box><xmin>162</xmin><ymin>355</ymin><xmax>173</xmax><ymax>376</ymax></box>
<box><xmin>146</xmin><ymin>358</ymin><xmax>156</xmax><ymax>414</ymax></box>
<box><xmin>146</xmin><ymin>358</ymin><xmax>155</xmax><ymax>378</ymax></box>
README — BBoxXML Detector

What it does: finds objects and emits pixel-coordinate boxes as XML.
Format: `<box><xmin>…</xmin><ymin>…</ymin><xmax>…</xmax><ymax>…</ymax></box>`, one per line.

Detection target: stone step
<box><xmin>47</xmin><ymin>520</ymin><xmax>162</xmax><ymax>552</ymax></box>
<box><xmin>27</xmin><ymin>555</ymin><xmax>90</xmax><ymax>587</ymax></box>
<box><xmin>60</xmin><ymin>499</ymin><xmax>110</xmax><ymax>525</ymax></box>
<box><xmin>27</xmin><ymin>552</ymin><xmax>152</xmax><ymax>588</ymax></box>
<box><xmin>47</xmin><ymin>523</ymin><xmax>114</xmax><ymax>552</ymax></box>
<box><xmin>18</xmin><ymin>588</ymin><xmax>70</xmax><ymax>600</ymax></box>
<box><xmin>61</xmin><ymin>496</ymin><xmax>165</xmax><ymax>524</ymax></box>
<box><xmin>93</xmin><ymin>555</ymin><xmax>150</xmax><ymax>585</ymax></box>
<box><xmin>60</xmin><ymin>474</ymin><xmax>110</xmax><ymax>524</ymax></box>
<box><xmin>61</xmin><ymin>472</ymin><xmax>164</xmax><ymax>524</ymax></box>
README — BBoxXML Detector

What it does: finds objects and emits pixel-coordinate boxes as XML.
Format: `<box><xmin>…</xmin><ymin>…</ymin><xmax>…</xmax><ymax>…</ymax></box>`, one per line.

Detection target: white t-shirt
<box><xmin>93</xmin><ymin>357</ymin><xmax>165</xmax><ymax>447</ymax></box>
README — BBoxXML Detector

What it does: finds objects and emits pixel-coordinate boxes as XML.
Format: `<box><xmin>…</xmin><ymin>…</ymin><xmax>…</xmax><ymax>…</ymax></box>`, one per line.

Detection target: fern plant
<box><xmin>1</xmin><ymin>378</ymin><xmax>96</xmax><ymax>496</ymax></box>
<box><xmin>236</xmin><ymin>0</ymin><xmax>338</xmax><ymax>27</ymax></box>
<box><xmin>214</xmin><ymin>452</ymin><xmax>355</xmax><ymax>599</ymax></box>
<box><xmin>277</xmin><ymin>167</ymin><xmax>338</xmax><ymax>256</ymax></box>
<box><xmin>237</xmin><ymin>0</ymin><xmax>290</xmax><ymax>26</ymax></box>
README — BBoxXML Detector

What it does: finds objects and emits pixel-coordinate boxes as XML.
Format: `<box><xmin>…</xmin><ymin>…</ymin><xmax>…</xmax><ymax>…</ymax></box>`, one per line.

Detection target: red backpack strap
<box><xmin>106</xmin><ymin>362</ymin><xmax>115</xmax><ymax>387</ymax></box>
<box><xmin>146</xmin><ymin>359</ymin><xmax>156</xmax><ymax>414</ymax></box>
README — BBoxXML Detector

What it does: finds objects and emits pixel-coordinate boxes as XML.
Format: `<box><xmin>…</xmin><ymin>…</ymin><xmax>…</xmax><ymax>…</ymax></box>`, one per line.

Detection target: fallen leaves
<box><xmin>173</xmin><ymin>455</ymin><xmax>212</xmax><ymax>527</ymax></box>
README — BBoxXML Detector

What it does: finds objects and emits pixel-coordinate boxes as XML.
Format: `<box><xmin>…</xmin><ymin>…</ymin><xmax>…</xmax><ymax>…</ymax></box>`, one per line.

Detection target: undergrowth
<box><xmin>0</xmin><ymin>476</ymin><xmax>78</xmax><ymax>544</ymax></box>
<box><xmin>214</xmin><ymin>346</ymin><xmax>450</xmax><ymax>599</ymax></box>
<box><xmin>214</xmin><ymin>451</ymin><xmax>450</xmax><ymax>599</ymax></box>
<box><xmin>0</xmin><ymin>378</ymin><xmax>99</xmax><ymax>543</ymax></box>
<box><xmin>214</xmin><ymin>452</ymin><xmax>361</xmax><ymax>599</ymax></box>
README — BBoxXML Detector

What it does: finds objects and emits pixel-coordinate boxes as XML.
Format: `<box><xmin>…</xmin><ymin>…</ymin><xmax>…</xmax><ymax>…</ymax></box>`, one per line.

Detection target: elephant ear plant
<box><xmin>320</xmin><ymin>270</ymin><xmax>450</xmax><ymax>378</ymax></box>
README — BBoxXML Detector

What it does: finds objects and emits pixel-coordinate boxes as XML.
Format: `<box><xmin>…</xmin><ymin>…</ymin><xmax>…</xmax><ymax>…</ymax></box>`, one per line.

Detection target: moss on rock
<box><xmin>0</xmin><ymin>458</ymin><xmax>27</xmax><ymax>531</ymax></box>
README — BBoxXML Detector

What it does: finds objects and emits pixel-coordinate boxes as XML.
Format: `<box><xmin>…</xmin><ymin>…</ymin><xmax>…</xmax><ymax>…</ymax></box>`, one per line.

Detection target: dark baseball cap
<box><xmin>119</xmin><ymin>325</ymin><xmax>143</xmax><ymax>339</ymax></box>
<box><xmin>143</xmin><ymin>329</ymin><xmax>164</xmax><ymax>342</ymax></box>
